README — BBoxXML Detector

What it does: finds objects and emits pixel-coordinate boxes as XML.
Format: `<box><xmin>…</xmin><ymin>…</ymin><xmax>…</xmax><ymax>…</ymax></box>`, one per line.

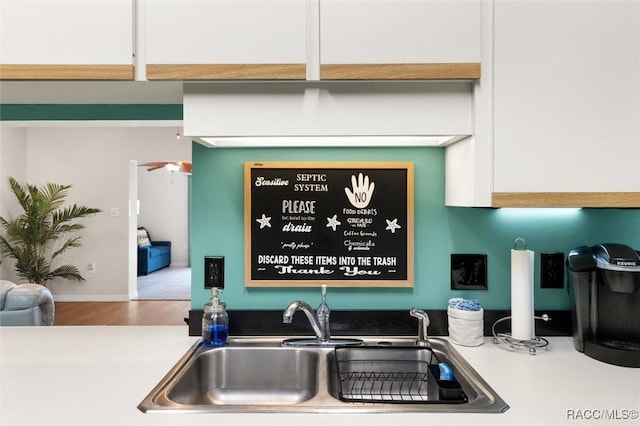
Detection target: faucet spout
<box><xmin>283</xmin><ymin>285</ymin><xmax>332</xmax><ymax>342</ymax></box>
<box><xmin>283</xmin><ymin>301</ymin><xmax>325</xmax><ymax>340</ymax></box>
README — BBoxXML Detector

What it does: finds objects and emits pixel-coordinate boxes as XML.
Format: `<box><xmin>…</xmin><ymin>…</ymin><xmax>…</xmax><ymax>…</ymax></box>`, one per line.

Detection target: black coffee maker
<box><xmin>567</xmin><ymin>243</ymin><xmax>640</xmax><ymax>367</ymax></box>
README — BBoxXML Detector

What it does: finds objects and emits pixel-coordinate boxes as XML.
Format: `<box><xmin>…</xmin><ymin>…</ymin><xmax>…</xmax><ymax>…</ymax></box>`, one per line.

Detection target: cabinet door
<box><xmin>0</xmin><ymin>0</ymin><xmax>133</xmax><ymax>80</ymax></box>
<box><xmin>320</xmin><ymin>0</ymin><xmax>481</xmax><ymax>80</ymax></box>
<box><xmin>145</xmin><ymin>0</ymin><xmax>306</xmax><ymax>80</ymax></box>
<box><xmin>492</xmin><ymin>0</ymin><xmax>640</xmax><ymax>207</ymax></box>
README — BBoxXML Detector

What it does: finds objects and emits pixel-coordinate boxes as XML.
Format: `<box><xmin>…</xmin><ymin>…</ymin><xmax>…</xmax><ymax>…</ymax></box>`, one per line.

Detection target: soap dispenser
<box><xmin>202</xmin><ymin>287</ymin><xmax>229</xmax><ymax>347</ymax></box>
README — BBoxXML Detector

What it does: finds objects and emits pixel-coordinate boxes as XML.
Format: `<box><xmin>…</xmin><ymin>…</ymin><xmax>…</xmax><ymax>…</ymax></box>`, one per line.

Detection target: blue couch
<box><xmin>137</xmin><ymin>227</ymin><xmax>171</xmax><ymax>275</ymax></box>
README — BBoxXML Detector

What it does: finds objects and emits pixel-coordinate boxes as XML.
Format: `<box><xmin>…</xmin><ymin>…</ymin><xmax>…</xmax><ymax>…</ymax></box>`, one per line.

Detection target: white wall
<box><xmin>0</xmin><ymin>127</ymin><xmax>28</xmax><ymax>281</ymax></box>
<box><xmin>137</xmin><ymin>163</ymin><xmax>189</xmax><ymax>266</ymax></box>
<box><xmin>1</xmin><ymin>126</ymin><xmax>190</xmax><ymax>300</ymax></box>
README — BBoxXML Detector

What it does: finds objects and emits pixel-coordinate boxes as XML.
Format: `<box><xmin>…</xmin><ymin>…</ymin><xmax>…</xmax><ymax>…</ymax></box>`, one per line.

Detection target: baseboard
<box><xmin>170</xmin><ymin>263</ymin><xmax>189</xmax><ymax>267</ymax></box>
<box><xmin>53</xmin><ymin>294</ymin><xmax>130</xmax><ymax>302</ymax></box>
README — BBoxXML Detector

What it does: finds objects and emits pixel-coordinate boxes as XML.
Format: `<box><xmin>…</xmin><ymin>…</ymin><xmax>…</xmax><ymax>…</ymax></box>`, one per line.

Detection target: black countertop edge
<box><xmin>188</xmin><ymin>309</ymin><xmax>572</xmax><ymax>338</ymax></box>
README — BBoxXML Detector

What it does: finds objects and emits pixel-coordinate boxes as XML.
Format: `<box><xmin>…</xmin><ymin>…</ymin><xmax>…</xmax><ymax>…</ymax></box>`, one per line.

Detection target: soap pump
<box><xmin>202</xmin><ymin>287</ymin><xmax>228</xmax><ymax>347</ymax></box>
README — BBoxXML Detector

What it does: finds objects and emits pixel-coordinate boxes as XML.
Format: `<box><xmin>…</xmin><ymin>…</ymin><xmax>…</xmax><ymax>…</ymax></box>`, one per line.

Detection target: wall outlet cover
<box><xmin>541</xmin><ymin>252</ymin><xmax>564</xmax><ymax>289</ymax></box>
<box><xmin>204</xmin><ymin>256</ymin><xmax>224</xmax><ymax>289</ymax></box>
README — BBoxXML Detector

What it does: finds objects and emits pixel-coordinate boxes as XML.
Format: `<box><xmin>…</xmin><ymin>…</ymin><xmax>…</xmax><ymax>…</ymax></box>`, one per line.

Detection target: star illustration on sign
<box><xmin>326</xmin><ymin>214</ymin><xmax>341</xmax><ymax>231</ymax></box>
<box><xmin>256</xmin><ymin>213</ymin><xmax>272</xmax><ymax>229</ymax></box>
<box><xmin>385</xmin><ymin>218</ymin><xmax>401</xmax><ymax>234</ymax></box>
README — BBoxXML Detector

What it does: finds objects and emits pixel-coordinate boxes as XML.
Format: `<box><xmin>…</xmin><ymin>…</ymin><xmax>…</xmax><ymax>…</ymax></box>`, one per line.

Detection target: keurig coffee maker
<box><xmin>567</xmin><ymin>243</ymin><xmax>640</xmax><ymax>367</ymax></box>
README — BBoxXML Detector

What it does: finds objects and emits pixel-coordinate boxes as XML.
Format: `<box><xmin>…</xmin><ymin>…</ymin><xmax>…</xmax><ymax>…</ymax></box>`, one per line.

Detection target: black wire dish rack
<box><xmin>333</xmin><ymin>346</ymin><xmax>468</xmax><ymax>404</ymax></box>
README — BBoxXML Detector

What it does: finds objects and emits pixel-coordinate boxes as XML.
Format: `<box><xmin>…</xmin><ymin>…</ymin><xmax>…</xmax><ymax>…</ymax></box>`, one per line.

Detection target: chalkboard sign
<box><xmin>244</xmin><ymin>162</ymin><xmax>414</xmax><ymax>287</ymax></box>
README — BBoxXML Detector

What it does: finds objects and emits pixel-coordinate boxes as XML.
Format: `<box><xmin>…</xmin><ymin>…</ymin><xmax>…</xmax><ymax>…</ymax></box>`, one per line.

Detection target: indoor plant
<box><xmin>0</xmin><ymin>177</ymin><xmax>101</xmax><ymax>286</ymax></box>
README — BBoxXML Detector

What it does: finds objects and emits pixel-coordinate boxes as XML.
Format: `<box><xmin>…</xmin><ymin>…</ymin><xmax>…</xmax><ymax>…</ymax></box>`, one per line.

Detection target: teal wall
<box><xmin>3</xmin><ymin>104</ymin><xmax>636</xmax><ymax>311</ymax></box>
<box><xmin>0</xmin><ymin>104</ymin><xmax>182</xmax><ymax>121</ymax></box>
<box><xmin>192</xmin><ymin>143</ymin><xmax>639</xmax><ymax>311</ymax></box>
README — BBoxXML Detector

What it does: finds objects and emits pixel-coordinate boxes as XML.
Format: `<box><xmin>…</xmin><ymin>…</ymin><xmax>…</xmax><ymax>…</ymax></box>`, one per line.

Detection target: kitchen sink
<box><xmin>138</xmin><ymin>336</ymin><xmax>509</xmax><ymax>414</ymax></box>
<box><xmin>167</xmin><ymin>347</ymin><xmax>318</xmax><ymax>406</ymax></box>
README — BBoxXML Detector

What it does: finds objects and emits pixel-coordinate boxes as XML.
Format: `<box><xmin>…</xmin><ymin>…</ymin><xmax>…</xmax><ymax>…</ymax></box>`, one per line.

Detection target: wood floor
<box><xmin>54</xmin><ymin>300</ymin><xmax>191</xmax><ymax>326</ymax></box>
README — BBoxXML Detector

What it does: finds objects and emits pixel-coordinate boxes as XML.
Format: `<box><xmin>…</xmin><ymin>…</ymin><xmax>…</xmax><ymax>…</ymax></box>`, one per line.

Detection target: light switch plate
<box><xmin>451</xmin><ymin>254</ymin><xmax>488</xmax><ymax>290</ymax></box>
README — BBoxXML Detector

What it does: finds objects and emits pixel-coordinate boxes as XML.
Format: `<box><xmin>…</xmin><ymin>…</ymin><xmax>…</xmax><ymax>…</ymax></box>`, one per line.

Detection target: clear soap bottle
<box><xmin>202</xmin><ymin>288</ymin><xmax>228</xmax><ymax>347</ymax></box>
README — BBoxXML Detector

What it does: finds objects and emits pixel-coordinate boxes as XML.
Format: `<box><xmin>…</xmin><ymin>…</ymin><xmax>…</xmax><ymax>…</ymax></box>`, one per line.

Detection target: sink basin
<box><xmin>327</xmin><ymin>346</ymin><xmax>463</xmax><ymax>403</ymax></box>
<box><xmin>168</xmin><ymin>347</ymin><xmax>318</xmax><ymax>405</ymax></box>
<box><xmin>138</xmin><ymin>336</ymin><xmax>509</xmax><ymax>414</ymax></box>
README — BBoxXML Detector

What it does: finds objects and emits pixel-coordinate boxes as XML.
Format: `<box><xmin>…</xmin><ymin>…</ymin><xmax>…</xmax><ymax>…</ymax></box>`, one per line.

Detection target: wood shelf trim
<box><xmin>320</xmin><ymin>63</ymin><xmax>481</xmax><ymax>80</ymax></box>
<box><xmin>492</xmin><ymin>192</ymin><xmax>640</xmax><ymax>208</ymax></box>
<box><xmin>0</xmin><ymin>64</ymin><xmax>134</xmax><ymax>80</ymax></box>
<box><xmin>146</xmin><ymin>64</ymin><xmax>307</xmax><ymax>80</ymax></box>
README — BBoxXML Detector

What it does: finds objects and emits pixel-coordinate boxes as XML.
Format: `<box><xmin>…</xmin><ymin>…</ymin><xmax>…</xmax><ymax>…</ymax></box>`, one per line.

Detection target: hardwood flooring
<box><xmin>54</xmin><ymin>301</ymin><xmax>191</xmax><ymax>326</ymax></box>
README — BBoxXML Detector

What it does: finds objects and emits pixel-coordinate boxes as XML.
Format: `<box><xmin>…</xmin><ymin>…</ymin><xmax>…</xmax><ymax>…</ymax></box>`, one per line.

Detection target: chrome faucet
<box><xmin>283</xmin><ymin>285</ymin><xmax>331</xmax><ymax>342</ymax></box>
<box><xmin>410</xmin><ymin>307</ymin><xmax>431</xmax><ymax>347</ymax></box>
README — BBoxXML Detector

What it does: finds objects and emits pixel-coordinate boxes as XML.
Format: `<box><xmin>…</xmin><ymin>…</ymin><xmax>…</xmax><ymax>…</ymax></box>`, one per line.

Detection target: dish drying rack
<box><xmin>334</xmin><ymin>347</ymin><xmax>467</xmax><ymax>404</ymax></box>
<box><xmin>338</xmin><ymin>370</ymin><xmax>430</xmax><ymax>402</ymax></box>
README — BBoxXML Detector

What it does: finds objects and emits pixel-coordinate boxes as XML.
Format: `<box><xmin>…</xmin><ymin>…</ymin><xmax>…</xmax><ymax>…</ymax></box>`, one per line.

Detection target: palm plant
<box><xmin>0</xmin><ymin>177</ymin><xmax>101</xmax><ymax>286</ymax></box>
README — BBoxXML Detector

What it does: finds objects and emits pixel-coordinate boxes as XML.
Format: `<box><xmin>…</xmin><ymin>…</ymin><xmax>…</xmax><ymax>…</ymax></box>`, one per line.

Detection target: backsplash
<box><xmin>190</xmin><ymin>144</ymin><xmax>639</xmax><ymax>311</ymax></box>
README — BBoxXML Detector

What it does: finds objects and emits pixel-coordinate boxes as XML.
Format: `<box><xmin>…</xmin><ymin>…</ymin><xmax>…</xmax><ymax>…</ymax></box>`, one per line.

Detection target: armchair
<box><xmin>137</xmin><ymin>227</ymin><xmax>171</xmax><ymax>275</ymax></box>
<box><xmin>0</xmin><ymin>280</ymin><xmax>55</xmax><ymax>326</ymax></box>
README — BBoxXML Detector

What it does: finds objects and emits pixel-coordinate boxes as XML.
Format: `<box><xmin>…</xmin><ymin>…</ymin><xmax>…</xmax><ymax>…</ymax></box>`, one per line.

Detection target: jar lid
<box><xmin>211</xmin><ymin>302</ymin><xmax>226</xmax><ymax>313</ymax></box>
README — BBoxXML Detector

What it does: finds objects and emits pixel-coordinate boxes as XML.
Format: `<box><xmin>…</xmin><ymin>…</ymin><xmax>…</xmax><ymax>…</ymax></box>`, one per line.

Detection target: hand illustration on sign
<box><xmin>344</xmin><ymin>173</ymin><xmax>375</xmax><ymax>208</ymax></box>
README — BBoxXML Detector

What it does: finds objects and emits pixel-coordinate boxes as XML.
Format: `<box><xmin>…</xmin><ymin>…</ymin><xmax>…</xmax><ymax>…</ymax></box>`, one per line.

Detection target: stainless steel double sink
<box><xmin>138</xmin><ymin>336</ymin><xmax>509</xmax><ymax>414</ymax></box>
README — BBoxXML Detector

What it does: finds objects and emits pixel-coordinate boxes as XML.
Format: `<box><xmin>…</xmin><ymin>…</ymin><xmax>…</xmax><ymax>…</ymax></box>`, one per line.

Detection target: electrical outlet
<box><xmin>88</xmin><ymin>262</ymin><xmax>96</xmax><ymax>273</ymax></box>
<box><xmin>204</xmin><ymin>256</ymin><xmax>224</xmax><ymax>289</ymax></box>
<box><xmin>541</xmin><ymin>252</ymin><xmax>564</xmax><ymax>288</ymax></box>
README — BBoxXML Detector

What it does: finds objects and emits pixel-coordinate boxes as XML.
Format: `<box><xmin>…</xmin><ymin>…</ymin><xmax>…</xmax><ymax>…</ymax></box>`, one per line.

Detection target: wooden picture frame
<box><xmin>244</xmin><ymin>161</ymin><xmax>414</xmax><ymax>287</ymax></box>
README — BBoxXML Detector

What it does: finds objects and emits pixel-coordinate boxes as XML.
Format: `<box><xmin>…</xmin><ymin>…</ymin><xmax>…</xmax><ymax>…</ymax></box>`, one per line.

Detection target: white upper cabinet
<box><xmin>143</xmin><ymin>0</ymin><xmax>481</xmax><ymax>81</ymax></box>
<box><xmin>0</xmin><ymin>0</ymin><xmax>133</xmax><ymax>79</ymax></box>
<box><xmin>491</xmin><ymin>0</ymin><xmax>640</xmax><ymax>207</ymax></box>
<box><xmin>144</xmin><ymin>0</ymin><xmax>307</xmax><ymax>80</ymax></box>
<box><xmin>319</xmin><ymin>0</ymin><xmax>482</xmax><ymax>80</ymax></box>
<box><xmin>0</xmin><ymin>0</ymin><xmax>482</xmax><ymax>81</ymax></box>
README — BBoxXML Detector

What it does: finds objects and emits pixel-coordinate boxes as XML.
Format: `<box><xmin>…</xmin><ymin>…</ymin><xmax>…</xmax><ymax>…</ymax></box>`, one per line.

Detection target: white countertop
<box><xmin>1</xmin><ymin>326</ymin><xmax>639</xmax><ymax>426</ymax></box>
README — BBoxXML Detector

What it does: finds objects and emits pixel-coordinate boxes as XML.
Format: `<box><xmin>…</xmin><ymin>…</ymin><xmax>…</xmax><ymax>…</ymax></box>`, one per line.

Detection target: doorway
<box><xmin>129</xmin><ymin>160</ymin><xmax>191</xmax><ymax>301</ymax></box>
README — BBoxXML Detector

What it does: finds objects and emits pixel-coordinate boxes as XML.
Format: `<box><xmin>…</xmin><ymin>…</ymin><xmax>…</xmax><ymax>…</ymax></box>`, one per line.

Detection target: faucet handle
<box><xmin>318</xmin><ymin>284</ymin><xmax>329</xmax><ymax>315</ymax></box>
<box><xmin>317</xmin><ymin>285</ymin><xmax>331</xmax><ymax>340</ymax></box>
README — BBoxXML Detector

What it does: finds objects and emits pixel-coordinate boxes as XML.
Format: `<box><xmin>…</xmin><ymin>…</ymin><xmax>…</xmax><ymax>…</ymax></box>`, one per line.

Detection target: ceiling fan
<box><xmin>139</xmin><ymin>161</ymin><xmax>192</xmax><ymax>174</ymax></box>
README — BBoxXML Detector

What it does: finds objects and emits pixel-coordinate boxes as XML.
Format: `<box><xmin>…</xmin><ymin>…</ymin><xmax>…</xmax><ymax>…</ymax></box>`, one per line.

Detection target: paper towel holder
<box><xmin>492</xmin><ymin>315</ymin><xmax>551</xmax><ymax>355</ymax></box>
<box><xmin>492</xmin><ymin>237</ymin><xmax>551</xmax><ymax>355</ymax></box>
<box><xmin>513</xmin><ymin>237</ymin><xmax>527</xmax><ymax>250</ymax></box>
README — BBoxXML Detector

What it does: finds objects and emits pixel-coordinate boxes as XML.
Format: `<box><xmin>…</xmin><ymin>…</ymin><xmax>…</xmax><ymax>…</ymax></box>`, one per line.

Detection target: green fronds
<box><xmin>0</xmin><ymin>177</ymin><xmax>101</xmax><ymax>286</ymax></box>
<box><xmin>48</xmin><ymin>264</ymin><xmax>85</xmax><ymax>282</ymax></box>
<box><xmin>51</xmin><ymin>236</ymin><xmax>82</xmax><ymax>259</ymax></box>
<box><xmin>52</xmin><ymin>205</ymin><xmax>102</xmax><ymax>225</ymax></box>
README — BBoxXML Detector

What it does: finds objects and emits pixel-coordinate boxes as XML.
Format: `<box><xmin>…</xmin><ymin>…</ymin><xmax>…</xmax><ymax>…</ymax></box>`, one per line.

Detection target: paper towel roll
<box><xmin>511</xmin><ymin>248</ymin><xmax>535</xmax><ymax>340</ymax></box>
